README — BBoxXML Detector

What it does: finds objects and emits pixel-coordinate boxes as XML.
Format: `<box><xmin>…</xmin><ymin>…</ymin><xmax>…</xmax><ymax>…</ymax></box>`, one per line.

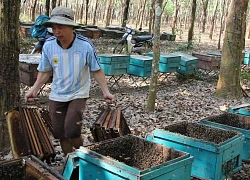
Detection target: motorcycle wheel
<box><xmin>113</xmin><ymin>43</ymin><xmax>126</xmax><ymax>54</ymax></box>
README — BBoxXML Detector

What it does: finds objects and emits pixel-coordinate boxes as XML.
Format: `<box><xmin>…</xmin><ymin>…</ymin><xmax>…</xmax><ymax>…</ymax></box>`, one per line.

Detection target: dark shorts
<box><xmin>49</xmin><ymin>98</ymin><xmax>87</xmax><ymax>139</ymax></box>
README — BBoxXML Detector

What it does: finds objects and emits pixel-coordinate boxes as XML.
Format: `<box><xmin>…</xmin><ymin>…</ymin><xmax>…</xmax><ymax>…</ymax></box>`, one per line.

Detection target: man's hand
<box><xmin>104</xmin><ymin>93</ymin><xmax>116</xmax><ymax>104</ymax></box>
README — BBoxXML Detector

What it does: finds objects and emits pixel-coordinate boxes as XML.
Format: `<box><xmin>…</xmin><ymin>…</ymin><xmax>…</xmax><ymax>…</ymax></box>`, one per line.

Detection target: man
<box><xmin>25</xmin><ymin>6</ymin><xmax>115</xmax><ymax>156</ymax></box>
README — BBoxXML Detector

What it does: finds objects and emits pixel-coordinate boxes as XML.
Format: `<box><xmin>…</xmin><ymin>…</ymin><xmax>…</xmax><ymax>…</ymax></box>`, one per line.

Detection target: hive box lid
<box><xmin>98</xmin><ymin>54</ymin><xmax>130</xmax><ymax>63</ymax></box>
<box><xmin>169</xmin><ymin>52</ymin><xmax>198</xmax><ymax>66</ymax></box>
<box><xmin>19</xmin><ymin>54</ymin><xmax>41</xmax><ymax>64</ymax></box>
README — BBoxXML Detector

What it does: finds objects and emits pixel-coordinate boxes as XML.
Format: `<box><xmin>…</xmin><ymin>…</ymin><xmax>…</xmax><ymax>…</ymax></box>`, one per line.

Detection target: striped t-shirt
<box><xmin>37</xmin><ymin>33</ymin><xmax>101</xmax><ymax>102</ymax></box>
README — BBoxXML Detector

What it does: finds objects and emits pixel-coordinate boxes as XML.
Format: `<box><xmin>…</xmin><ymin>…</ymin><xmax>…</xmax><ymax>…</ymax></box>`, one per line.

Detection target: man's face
<box><xmin>51</xmin><ymin>24</ymin><xmax>74</xmax><ymax>41</ymax></box>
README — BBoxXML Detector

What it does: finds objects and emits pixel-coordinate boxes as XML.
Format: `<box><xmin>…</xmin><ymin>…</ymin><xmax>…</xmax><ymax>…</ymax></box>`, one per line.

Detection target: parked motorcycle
<box><xmin>113</xmin><ymin>27</ymin><xmax>153</xmax><ymax>55</ymax></box>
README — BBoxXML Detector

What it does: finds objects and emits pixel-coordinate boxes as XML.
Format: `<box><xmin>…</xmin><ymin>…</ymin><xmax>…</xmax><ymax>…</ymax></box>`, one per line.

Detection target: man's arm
<box><xmin>25</xmin><ymin>71</ymin><xmax>52</xmax><ymax>102</ymax></box>
<box><xmin>91</xmin><ymin>69</ymin><xmax>115</xmax><ymax>103</ymax></box>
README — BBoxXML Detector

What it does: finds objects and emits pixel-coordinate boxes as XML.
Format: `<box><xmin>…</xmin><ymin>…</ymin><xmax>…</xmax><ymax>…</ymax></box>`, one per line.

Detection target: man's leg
<box><xmin>64</xmin><ymin>98</ymin><xmax>87</xmax><ymax>149</ymax></box>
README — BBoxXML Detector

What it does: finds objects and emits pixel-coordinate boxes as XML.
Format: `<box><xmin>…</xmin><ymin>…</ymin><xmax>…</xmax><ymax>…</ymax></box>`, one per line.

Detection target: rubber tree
<box><xmin>0</xmin><ymin>0</ymin><xmax>21</xmax><ymax>153</ymax></box>
<box><xmin>147</xmin><ymin>0</ymin><xmax>163</xmax><ymax>112</ymax></box>
<box><xmin>122</xmin><ymin>0</ymin><xmax>130</xmax><ymax>27</ymax></box>
<box><xmin>187</xmin><ymin>0</ymin><xmax>196</xmax><ymax>49</ymax></box>
<box><xmin>216</xmin><ymin>0</ymin><xmax>249</xmax><ymax>98</ymax></box>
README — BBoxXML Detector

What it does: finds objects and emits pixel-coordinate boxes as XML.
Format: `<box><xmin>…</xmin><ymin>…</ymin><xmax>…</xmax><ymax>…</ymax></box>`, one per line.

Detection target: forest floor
<box><xmin>3</xmin><ymin>25</ymin><xmax>250</xmax><ymax>179</ymax></box>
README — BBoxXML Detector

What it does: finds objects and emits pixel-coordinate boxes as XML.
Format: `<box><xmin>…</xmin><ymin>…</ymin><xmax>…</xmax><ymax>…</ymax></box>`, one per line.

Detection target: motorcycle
<box><xmin>113</xmin><ymin>27</ymin><xmax>153</xmax><ymax>55</ymax></box>
<box><xmin>31</xmin><ymin>28</ymin><xmax>53</xmax><ymax>54</ymax></box>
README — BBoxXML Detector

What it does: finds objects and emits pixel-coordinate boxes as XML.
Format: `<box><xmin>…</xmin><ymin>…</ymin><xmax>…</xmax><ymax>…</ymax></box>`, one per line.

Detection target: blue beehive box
<box><xmin>127</xmin><ymin>55</ymin><xmax>153</xmax><ymax>77</ymax></box>
<box><xmin>147</xmin><ymin>52</ymin><xmax>181</xmax><ymax>73</ymax></box>
<box><xmin>62</xmin><ymin>135</ymin><xmax>194</xmax><ymax>180</ymax></box>
<box><xmin>199</xmin><ymin>112</ymin><xmax>250</xmax><ymax>160</ymax></box>
<box><xmin>147</xmin><ymin>122</ymin><xmax>244</xmax><ymax>180</ymax></box>
<box><xmin>169</xmin><ymin>52</ymin><xmax>198</xmax><ymax>75</ymax></box>
<box><xmin>243</xmin><ymin>53</ymin><xmax>250</xmax><ymax>65</ymax></box>
<box><xmin>228</xmin><ymin>103</ymin><xmax>250</xmax><ymax>116</ymax></box>
<box><xmin>98</xmin><ymin>54</ymin><xmax>130</xmax><ymax>76</ymax></box>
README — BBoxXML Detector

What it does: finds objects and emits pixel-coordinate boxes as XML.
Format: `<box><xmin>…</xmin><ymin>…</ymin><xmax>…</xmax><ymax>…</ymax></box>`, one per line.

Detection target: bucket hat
<box><xmin>42</xmin><ymin>7</ymin><xmax>81</xmax><ymax>28</ymax></box>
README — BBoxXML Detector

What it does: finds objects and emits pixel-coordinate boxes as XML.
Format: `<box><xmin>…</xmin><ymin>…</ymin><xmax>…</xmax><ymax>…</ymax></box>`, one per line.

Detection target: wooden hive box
<box><xmin>147</xmin><ymin>52</ymin><xmax>181</xmax><ymax>73</ymax></box>
<box><xmin>62</xmin><ymin>135</ymin><xmax>194</xmax><ymax>180</ymax></box>
<box><xmin>127</xmin><ymin>55</ymin><xmax>153</xmax><ymax>77</ymax></box>
<box><xmin>147</xmin><ymin>122</ymin><xmax>244</xmax><ymax>180</ymax></box>
<box><xmin>192</xmin><ymin>52</ymin><xmax>221</xmax><ymax>70</ymax></box>
<box><xmin>19</xmin><ymin>54</ymin><xmax>52</xmax><ymax>86</ymax></box>
<box><xmin>170</xmin><ymin>52</ymin><xmax>198</xmax><ymax>75</ymax></box>
<box><xmin>98</xmin><ymin>54</ymin><xmax>130</xmax><ymax>76</ymax></box>
<box><xmin>85</xmin><ymin>28</ymin><xmax>101</xmax><ymax>39</ymax></box>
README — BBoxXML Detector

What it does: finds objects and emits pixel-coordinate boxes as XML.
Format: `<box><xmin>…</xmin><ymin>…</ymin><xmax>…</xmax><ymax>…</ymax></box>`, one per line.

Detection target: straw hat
<box><xmin>42</xmin><ymin>7</ymin><xmax>81</xmax><ymax>28</ymax></box>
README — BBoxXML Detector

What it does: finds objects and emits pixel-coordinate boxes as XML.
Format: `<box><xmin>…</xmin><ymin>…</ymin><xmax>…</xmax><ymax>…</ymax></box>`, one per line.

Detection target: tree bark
<box><xmin>105</xmin><ymin>0</ymin><xmax>113</xmax><ymax>27</ymax></box>
<box><xmin>85</xmin><ymin>0</ymin><xmax>89</xmax><ymax>25</ymax></box>
<box><xmin>147</xmin><ymin>0</ymin><xmax>163</xmax><ymax>112</ymax></box>
<box><xmin>149</xmin><ymin>0</ymin><xmax>156</xmax><ymax>34</ymax></box>
<box><xmin>45</xmin><ymin>0</ymin><xmax>50</xmax><ymax>16</ymax></box>
<box><xmin>51</xmin><ymin>0</ymin><xmax>56</xmax><ymax>9</ymax></box>
<box><xmin>209</xmin><ymin>0</ymin><xmax>218</xmax><ymax>40</ymax></box>
<box><xmin>216</xmin><ymin>0</ymin><xmax>249</xmax><ymax>98</ymax></box>
<box><xmin>93</xmin><ymin>0</ymin><xmax>99</xmax><ymax>25</ymax></box>
<box><xmin>187</xmin><ymin>0</ymin><xmax>196</xmax><ymax>49</ymax></box>
<box><xmin>217</xmin><ymin>0</ymin><xmax>226</xmax><ymax>49</ymax></box>
<box><xmin>0</xmin><ymin>0</ymin><xmax>20</xmax><ymax>153</ymax></box>
<box><xmin>139</xmin><ymin>0</ymin><xmax>147</xmax><ymax>29</ymax></box>
<box><xmin>171</xmin><ymin>0</ymin><xmax>180</xmax><ymax>35</ymax></box>
<box><xmin>122</xmin><ymin>0</ymin><xmax>130</xmax><ymax>27</ymax></box>
<box><xmin>201</xmin><ymin>0</ymin><xmax>209</xmax><ymax>33</ymax></box>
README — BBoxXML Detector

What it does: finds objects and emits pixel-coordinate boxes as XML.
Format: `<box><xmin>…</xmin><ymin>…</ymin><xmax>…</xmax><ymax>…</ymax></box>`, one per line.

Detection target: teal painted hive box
<box><xmin>147</xmin><ymin>52</ymin><xmax>181</xmax><ymax>73</ymax></box>
<box><xmin>243</xmin><ymin>52</ymin><xmax>250</xmax><ymax>65</ymax></box>
<box><xmin>62</xmin><ymin>135</ymin><xmax>194</xmax><ymax>180</ymax></box>
<box><xmin>228</xmin><ymin>103</ymin><xmax>250</xmax><ymax>116</ymax></box>
<box><xmin>170</xmin><ymin>52</ymin><xmax>198</xmax><ymax>74</ymax></box>
<box><xmin>147</xmin><ymin>122</ymin><xmax>244</xmax><ymax>180</ymax></box>
<box><xmin>98</xmin><ymin>54</ymin><xmax>130</xmax><ymax>76</ymax></box>
<box><xmin>199</xmin><ymin>112</ymin><xmax>250</xmax><ymax>160</ymax></box>
<box><xmin>127</xmin><ymin>55</ymin><xmax>153</xmax><ymax>77</ymax></box>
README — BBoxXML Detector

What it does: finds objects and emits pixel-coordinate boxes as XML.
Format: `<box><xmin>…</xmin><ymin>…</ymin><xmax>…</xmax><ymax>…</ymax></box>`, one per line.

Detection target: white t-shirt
<box><xmin>37</xmin><ymin>33</ymin><xmax>101</xmax><ymax>102</ymax></box>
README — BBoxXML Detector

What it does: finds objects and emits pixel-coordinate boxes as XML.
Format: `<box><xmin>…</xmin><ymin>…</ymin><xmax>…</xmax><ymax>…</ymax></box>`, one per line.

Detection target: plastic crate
<box><xmin>228</xmin><ymin>103</ymin><xmax>250</xmax><ymax>116</ymax></box>
<box><xmin>200</xmin><ymin>112</ymin><xmax>250</xmax><ymax>160</ymax></box>
<box><xmin>147</xmin><ymin>122</ymin><xmax>244</xmax><ymax>180</ymax></box>
<box><xmin>62</xmin><ymin>135</ymin><xmax>194</xmax><ymax>180</ymax></box>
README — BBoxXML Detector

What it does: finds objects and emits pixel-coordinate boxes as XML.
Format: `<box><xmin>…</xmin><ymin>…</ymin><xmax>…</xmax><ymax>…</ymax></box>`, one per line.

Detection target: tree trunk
<box><xmin>216</xmin><ymin>0</ymin><xmax>249</xmax><ymax>99</ymax></box>
<box><xmin>122</xmin><ymin>0</ymin><xmax>130</xmax><ymax>27</ymax></box>
<box><xmin>51</xmin><ymin>0</ymin><xmax>56</xmax><ymax>9</ymax></box>
<box><xmin>45</xmin><ymin>0</ymin><xmax>50</xmax><ymax>16</ymax></box>
<box><xmin>171</xmin><ymin>0</ymin><xmax>180</xmax><ymax>35</ymax></box>
<box><xmin>139</xmin><ymin>0</ymin><xmax>147</xmax><ymax>29</ymax></box>
<box><xmin>93</xmin><ymin>0</ymin><xmax>98</xmax><ymax>25</ymax></box>
<box><xmin>209</xmin><ymin>0</ymin><xmax>218</xmax><ymax>40</ymax></box>
<box><xmin>31</xmin><ymin>0</ymin><xmax>38</xmax><ymax>22</ymax></box>
<box><xmin>105</xmin><ymin>0</ymin><xmax>113</xmax><ymax>27</ymax></box>
<box><xmin>187</xmin><ymin>0</ymin><xmax>196</xmax><ymax>49</ymax></box>
<box><xmin>149</xmin><ymin>0</ymin><xmax>156</xmax><ymax>34</ymax></box>
<box><xmin>85</xmin><ymin>0</ymin><xmax>89</xmax><ymax>25</ymax></box>
<box><xmin>201</xmin><ymin>0</ymin><xmax>208</xmax><ymax>33</ymax></box>
<box><xmin>217</xmin><ymin>0</ymin><xmax>226</xmax><ymax>49</ymax></box>
<box><xmin>0</xmin><ymin>0</ymin><xmax>21</xmax><ymax>153</ymax></box>
<box><xmin>147</xmin><ymin>0</ymin><xmax>163</xmax><ymax>112</ymax></box>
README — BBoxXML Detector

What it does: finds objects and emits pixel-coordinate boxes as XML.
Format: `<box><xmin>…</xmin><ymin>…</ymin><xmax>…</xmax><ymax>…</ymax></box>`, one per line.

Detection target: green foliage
<box><xmin>164</xmin><ymin>0</ymin><xmax>174</xmax><ymax>16</ymax></box>
<box><xmin>19</xmin><ymin>13</ymin><xmax>30</xmax><ymax>22</ymax></box>
<box><xmin>241</xmin><ymin>70</ymin><xmax>250</xmax><ymax>81</ymax></box>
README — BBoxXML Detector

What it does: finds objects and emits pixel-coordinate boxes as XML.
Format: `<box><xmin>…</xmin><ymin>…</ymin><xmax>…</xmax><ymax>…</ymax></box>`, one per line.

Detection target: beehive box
<box><xmin>170</xmin><ymin>52</ymin><xmax>198</xmax><ymax>75</ymax></box>
<box><xmin>85</xmin><ymin>28</ymin><xmax>101</xmax><ymax>39</ymax></box>
<box><xmin>19</xmin><ymin>54</ymin><xmax>52</xmax><ymax>86</ymax></box>
<box><xmin>200</xmin><ymin>112</ymin><xmax>250</xmax><ymax>160</ymax></box>
<box><xmin>228</xmin><ymin>103</ymin><xmax>250</xmax><ymax>116</ymax></box>
<box><xmin>98</xmin><ymin>54</ymin><xmax>130</xmax><ymax>76</ymax></box>
<box><xmin>75</xmin><ymin>28</ymin><xmax>88</xmax><ymax>36</ymax></box>
<box><xmin>243</xmin><ymin>52</ymin><xmax>250</xmax><ymax>65</ymax></box>
<box><xmin>0</xmin><ymin>155</ymin><xmax>65</xmax><ymax>180</ymax></box>
<box><xmin>147</xmin><ymin>122</ymin><xmax>244</xmax><ymax>180</ymax></box>
<box><xmin>127</xmin><ymin>55</ymin><xmax>153</xmax><ymax>77</ymax></box>
<box><xmin>192</xmin><ymin>52</ymin><xmax>221</xmax><ymax>70</ymax></box>
<box><xmin>147</xmin><ymin>52</ymin><xmax>181</xmax><ymax>73</ymax></box>
<box><xmin>62</xmin><ymin>135</ymin><xmax>194</xmax><ymax>180</ymax></box>
<box><xmin>19</xmin><ymin>54</ymin><xmax>41</xmax><ymax>86</ymax></box>
<box><xmin>160</xmin><ymin>32</ymin><xmax>176</xmax><ymax>41</ymax></box>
